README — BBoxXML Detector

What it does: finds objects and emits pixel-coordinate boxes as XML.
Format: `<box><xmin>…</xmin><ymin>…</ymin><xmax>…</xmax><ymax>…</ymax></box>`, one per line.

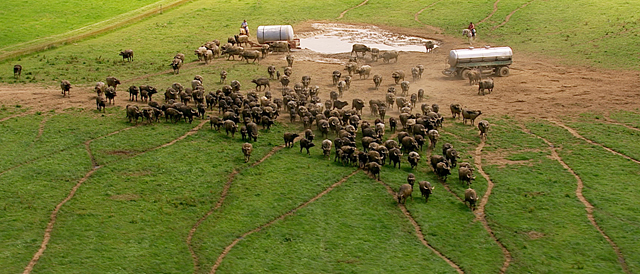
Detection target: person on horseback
<box><xmin>468</xmin><ymin>22</ymin><xmax>476</xmax><ymax>37</ymax></box>
<box><xmin>241</xmin><ymin>20</ymin><xmax>249</xmax><ymax>36</ymax></box>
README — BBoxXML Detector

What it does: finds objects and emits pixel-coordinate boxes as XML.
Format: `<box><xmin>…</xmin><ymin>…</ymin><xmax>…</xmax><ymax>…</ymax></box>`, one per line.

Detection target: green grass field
<box><xmin>2</xmin><ymin>0</ymin><xmax>640</xmax><ymax>273</ymax></box>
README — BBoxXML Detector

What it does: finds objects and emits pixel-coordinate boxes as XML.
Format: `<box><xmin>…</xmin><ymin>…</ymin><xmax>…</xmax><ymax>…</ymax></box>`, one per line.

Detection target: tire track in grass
<box><xmin>413</xmin><ymin>1</ymin><xmax>443</xmax><ymax>33</ymax></box>
<box><xmin>478</xmin><ymin>0</ymin><xmax>501</xmax><ymax>24</ymax></box>
<box><xmin>187</xmin><ymin>145</ymin><xmax>281</xmax><ymax>272</ymax></box>
<box><xmin>525</xmin><ymin>129</ymin><xmax>630</xmax><ymax>274</ymax></box>
<box><xmin>374</xmin><ymin>178</ymin><xmax>464</xmax><ymax>274</ymax></box>
<box><xmin>23</xmin><ymin>121</ymin><xmax>205</xmax><ymax>274</ymax></box>
<box><xmin>188</xmin><ymin>133</ymin><xmax>305</xmax><ymax>273</ymax></box>
<box><xmin>474</xmin><ymin>139</ymin><xmax>512</xmax><ymax>274</ymax></box>
<box><xmin>31</xmin><ymin>114</ymin><xmax>51</xmax><ymax>145</ymax></box>
<box><xmin>209</xmin><ymin>169</ymin><xmax>360</xmax><ymax>274</ymax></box>
<box><xmin>336</xmin><ymin>0</ymin><xmax>370</xmax><ymax>20</ymax></box>
<box><xmin>0</xmin><ymin>109</ymin><xmax>37</xmax><ymax>123</ymax></box>
<box><xmin>0</xmin><ymin>124</ymin><xmax>140</xmax><ymax>178</ymax></box>
<box><xmin>187</xmin><ymin>170</ymin><xmax>239</xmax><ymax>273</ymax></box>
<box><xmin>586</xmin><ymin>26</ymin><xmax>640</xmax><ymax>44</ymax></box>
<box><xmin>602</xmin><ymin>114</ymin><xmax>640</xmax><ymax>132</ymax></box>
<box><xmin>491</xmin><ymin>0</ymin><xmax>535</xmax><ymax>31</ymax></box>
<box><xmin>548</xmin><ymin>119</ymin><xmax>640</xmax><ymax>165</ymax></box>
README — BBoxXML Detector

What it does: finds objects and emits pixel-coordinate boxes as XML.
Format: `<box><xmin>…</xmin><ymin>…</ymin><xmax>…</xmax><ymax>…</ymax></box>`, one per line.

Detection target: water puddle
<box><xmin>298</xmin><ymin>23</ymin><xmax>438</xmax><ymax>54</ymax></box>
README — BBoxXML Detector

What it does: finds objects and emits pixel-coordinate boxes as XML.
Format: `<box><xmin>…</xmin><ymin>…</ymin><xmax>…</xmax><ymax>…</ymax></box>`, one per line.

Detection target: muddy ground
<box><xmin>2</xmin><ymin>22</ymin><xmax>639</xmax><ymax>120</ymax></box>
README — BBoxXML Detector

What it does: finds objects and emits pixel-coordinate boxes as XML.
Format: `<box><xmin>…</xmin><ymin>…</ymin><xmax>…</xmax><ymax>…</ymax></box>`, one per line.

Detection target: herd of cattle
<box><xmin>45</xmin><ymin>36</ymin><xmax>491</xmax><ymax>210</ymax></box>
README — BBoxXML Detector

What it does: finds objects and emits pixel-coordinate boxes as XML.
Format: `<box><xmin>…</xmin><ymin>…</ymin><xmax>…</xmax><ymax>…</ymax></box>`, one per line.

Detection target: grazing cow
<box><xmin>127</xmin><ymin>86</ymin><xmax>139</xmax><ymax>101</ymax></box>
<box><xmin>322</xmin><ymin>139</ymin><xmax>332</xmax><ymax>159</ymax></box>
<box><xmin>478</xmin><ymin>78</ymin><xmax>494</xmax><ymax>95</ymax></box>
<box><xmin>300</xmin><ymin>138</ymin><xmax>315</xmax><ymax>154</ymax></box>
<box><xmin>381</xmin><ymin>50</ymin><xmax>399</xmax><ymax>63</ymax></box>
<box><xmin>478</xmin><ymin>120</ymin><xmax>490</xmax><ymax>138</ymax></box>
<box><xmin>119</xmin><ymin>49</ymin><xmax>134</xmax><ymax>62</ymax></box>
<box><xmin>464</xmin><ymin>188</ymin><xmax>478</xmax><ymax>210</ymax></box>
<box><xmin>392</xmin><ymin>70</ymin><xmax>405</xmax><ymax>85</ymax></box>
<box><xmin>356</xmin><ymin>65</ymin><xmax>372</xmax><ymax>79</ymax></box>
<box><xmin>366</xmin><ymin>162</ymin><xmax>381</xmax><ymax>180</ymax></box>
<box><xmin>418</xmin><ymin>181</ymin><xmax>435</xmax><ymax>202</ymax></box>
<box><xmin>396</xmin><ymin>183</ymin><xmax>413</xmax><ymax>204</ymax></box>
<box><xmin>60</xmin><ymin>80</ymin><xmax>71</xmax><ymax>97</ymax></box>
<box><xmin>351</xmin><ymin>44</ymin><xmax>371</xmax><ymax>57</ymax></box>
<box><xmin>286</xmin><ymin>54</ymin><xmax>295</xmax><ymax>67</ymax></box>
<box><xmin>242</xmin><ymin>143</ymin><xmax>253</xmax><ymax>163</ymax></box>
<box><xmin>450</xmin><ymin>104</ymin><xmax>462</xmax><ymax>119</ymax></box>
<box><xmin>13</xmin><ymin>65</ymin><xmax>22</xmax><ymax>78</ymax></box>
<box><xmin>171</xmin><ymin>58</ymin><xmax>183</xmax><ymax>74</ymax></box>
<box><xmin>462</xmin><ymin>109</ymin><xmax>482</xmax><ymax>125</ymax></box>
<box><xmin>459</xmin><ymin>166</ymin><xmax>475</xmax><ymax>186</ymax></box>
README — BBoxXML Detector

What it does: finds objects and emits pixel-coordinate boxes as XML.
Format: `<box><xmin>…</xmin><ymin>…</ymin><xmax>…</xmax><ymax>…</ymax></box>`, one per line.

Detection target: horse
<box><xmin>462</xmin><ymin>29</ymin><xmax>475</xmax><ymax>44</ymax></box>
<box><xmin>239</xmin><ymin>27</ymin><xmax>249</xmax><ymax>36</ymax></box>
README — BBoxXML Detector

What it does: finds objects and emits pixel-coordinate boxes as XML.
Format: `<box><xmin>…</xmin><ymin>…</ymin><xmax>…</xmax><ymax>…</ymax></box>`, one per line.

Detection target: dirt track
<box><xmin>525</xmin><ymin>127</ymin><xmax>631</xmax><ymax>273</ymax></box>
<box><xmin>2</xmin><ymin>23</ymin><xmax>640</xmax><ymax>122</ymax></box>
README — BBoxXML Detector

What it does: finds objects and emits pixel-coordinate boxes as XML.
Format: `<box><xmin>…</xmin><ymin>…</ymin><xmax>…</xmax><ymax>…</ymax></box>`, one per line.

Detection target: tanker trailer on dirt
<box><xmin>257</xmin><ymin>25</ymin><xmax>301</xmax><ymax>51</ymax></box>
<box><xmin>442</xmin><ymin>46</ymin><xmax>512</xmax><ymax>79</ymax></box>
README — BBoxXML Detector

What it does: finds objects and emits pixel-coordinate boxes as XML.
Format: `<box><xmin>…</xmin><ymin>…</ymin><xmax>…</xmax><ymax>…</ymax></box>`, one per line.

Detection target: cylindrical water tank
<box><xmin>257</xmin><ymin>25</ymin><xmax>295</xmax><ymax>44</ymax></box>
<box><xmin>448</xmin><ymin>46</ymin><xmax>512</xmax><ymax>65</ymax></box>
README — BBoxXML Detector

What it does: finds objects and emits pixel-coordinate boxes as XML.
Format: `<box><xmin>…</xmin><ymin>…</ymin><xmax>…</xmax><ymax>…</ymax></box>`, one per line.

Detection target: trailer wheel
<box><xmin>497</xmin><ymin>66</ymin><xmax>510</xmax><ymax>77</ymax></box>
<box><xmin>460</xmin><ymin>69</ymin><xmax>471</xmax><ymax>80</ymax></box>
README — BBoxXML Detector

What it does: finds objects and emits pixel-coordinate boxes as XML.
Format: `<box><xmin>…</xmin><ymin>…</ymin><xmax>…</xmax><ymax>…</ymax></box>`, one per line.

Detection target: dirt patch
<box><xmin>105</xmin><ymin>150</ymin><xmax>136</xmax><ymax>155</ymax></box>
<box><xmin>525</xmin><ymin>231</ymin><xmax>545</xmax><ymax>240</ymax></box>
<box><xmin>2</xmin><ymin>22</ymin><xmax>640</xmax><ymax>123</ymax></box>
<box><xmin>482</xmin><ymin>149</ymin><xmax>540</xmax><ymax>168</ymax></box>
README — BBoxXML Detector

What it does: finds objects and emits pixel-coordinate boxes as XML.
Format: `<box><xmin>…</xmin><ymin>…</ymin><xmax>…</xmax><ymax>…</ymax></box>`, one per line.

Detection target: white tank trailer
<box><xmin>442</xmin><ymin>46</ymin><xmax>513</xmax><ymax>79</ymax></box>
<box><xmin>257</xmin><ymin>25</ymin><xmax>300</xmax><ymax>49</ymax></box>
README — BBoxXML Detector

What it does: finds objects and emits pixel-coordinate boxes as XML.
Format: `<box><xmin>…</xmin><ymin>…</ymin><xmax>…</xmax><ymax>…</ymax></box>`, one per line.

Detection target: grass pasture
<box><xmin>2</xmin><ymin>106</ymin><xmax>640</xmax><ymax>273</ymax></box>
<box><xmin>1</xmin><ymin>0</ymin><xmax>640</xmax><ymax>273</ymax></box>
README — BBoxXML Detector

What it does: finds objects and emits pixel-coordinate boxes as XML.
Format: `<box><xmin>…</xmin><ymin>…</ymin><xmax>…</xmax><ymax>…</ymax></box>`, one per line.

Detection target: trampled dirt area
<box><xmin>2</xmin><ymin>22</ymin><xmax>640</xmax><ymax>120</ymax></box>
